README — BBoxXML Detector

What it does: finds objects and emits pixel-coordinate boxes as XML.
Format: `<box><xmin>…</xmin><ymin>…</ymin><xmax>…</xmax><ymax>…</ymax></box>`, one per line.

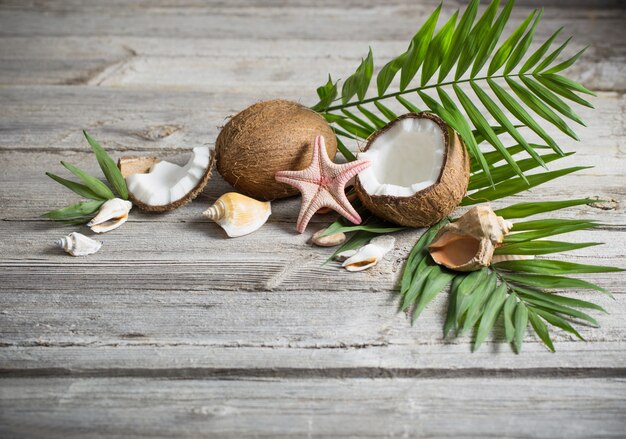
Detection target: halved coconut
<box><xmin>355</xmin><ymin>112</ymin><xmax>470</xmax><ymax>227</ymax></box>
<box><xmin>119</xmin><ymin>146</ymin><xmax>215</xmax><ymax>212</ymax></box>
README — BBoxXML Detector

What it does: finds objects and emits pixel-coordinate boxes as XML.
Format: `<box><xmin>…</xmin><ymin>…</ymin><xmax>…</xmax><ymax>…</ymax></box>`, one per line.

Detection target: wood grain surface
<box><xmin>0</xmin><ymin>0</ymin><xmax>624</xmax><ymax>437</ymax></box>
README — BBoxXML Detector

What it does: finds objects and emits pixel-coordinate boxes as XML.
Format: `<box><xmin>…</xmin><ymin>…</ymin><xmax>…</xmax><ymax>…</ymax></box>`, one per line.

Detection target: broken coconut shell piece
<box><xmin>428</xmin><ymin>206</ymin><xmax>513</xmax><ymax>272</ymax></box>
<box><xmin>355</xmin><ymin>112</ymin><xmax>470</xmax><ymax>227</ymax></box>
<box><xmin>119</xmin><ymin>147</ymin><xmax>215</xmax><ymax>213</ymax></box>
<box><xmin>203</xmin><ymin>192</ymin><xmax>271</xmax><ymax>238</ymax></box>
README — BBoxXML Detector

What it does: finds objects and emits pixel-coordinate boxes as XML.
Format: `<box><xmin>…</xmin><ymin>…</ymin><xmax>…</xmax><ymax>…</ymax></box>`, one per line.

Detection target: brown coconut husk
<box><xmin>118</xmin><ymin>151</ymin><xmax>216</xmax><ymax>213</ymax></box>
<box><xmin>355</xmin><ymin>112</ymin><xmax>470</xmax><ymax>228</ymax></box>
<box><xmin>215</xmin><ymin>99</ymin><xmax>337</xmax><ymax>201</ymax></box>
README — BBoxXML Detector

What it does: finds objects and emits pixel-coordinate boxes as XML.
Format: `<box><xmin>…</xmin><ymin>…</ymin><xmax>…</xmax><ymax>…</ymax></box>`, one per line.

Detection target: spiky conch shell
<box><xmin>354</xmin><ymin>112</ymin><xmax>470</xmax><ymax>227</ymax></box>
<box><xmin>428</xmin><ymin>206</ymin><xmax>513</xmax><ymax>272</ymax></box>
<box><xmin>215</xmin><ymin>99</ymin><xmax>337</xmax><ymax>201</ymax></box>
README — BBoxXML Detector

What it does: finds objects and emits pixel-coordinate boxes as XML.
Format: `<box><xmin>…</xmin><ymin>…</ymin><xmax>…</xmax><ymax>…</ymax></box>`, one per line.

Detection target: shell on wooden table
<box><xmin>87</xmin><ymin>198</ymin><xmax>132</xmax><ymax>233</ymax></box>
<box><xmin>428</xmin><ymin>206</ymin><xmax>513</xmax><ymax>272</ymax></box>
<box><xmin>341</xmin><ymin>235</ymin><xmax>395</xmax><ymax>272</ymax></box>
<box><xmin>203</xmin><ymin>192</ymin><xmax>271</xmax><ymax>238</ymax></box>
<box><xmin>55</xmin><ymin>232</ymin><xmax>102</xmax><ymax>257</ymax></box>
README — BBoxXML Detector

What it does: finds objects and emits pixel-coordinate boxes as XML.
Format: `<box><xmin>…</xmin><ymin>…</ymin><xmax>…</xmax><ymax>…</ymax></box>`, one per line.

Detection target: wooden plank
<box><xmin>1</xmin><ymin>377</ymin><xmax>625</xmax><ymax>438</ymax></box>
<box><xmin>0</xmin><ymin>36</ymin><xmax>623</xmax><ymax>91</ymax></box>
<box><xmin>0</xmin><ymin>86</ymin><xmax>622</xmax><ymax>156</ymax></box>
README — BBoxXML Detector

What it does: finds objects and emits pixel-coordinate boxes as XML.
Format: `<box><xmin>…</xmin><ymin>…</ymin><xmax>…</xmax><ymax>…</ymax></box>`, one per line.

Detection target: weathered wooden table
<box><xmin>1</xmin><ymin>1</ymin><xmax>624</xmax><ymax>437</ymax></box>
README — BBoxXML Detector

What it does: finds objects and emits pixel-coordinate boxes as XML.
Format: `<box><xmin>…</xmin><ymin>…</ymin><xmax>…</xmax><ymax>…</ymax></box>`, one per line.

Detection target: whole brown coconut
<box><xmin>215</xmin><ymin>100</ymin><xmax>337</xmax><ymax>200</ymax></box>
<box><xmin>355</xmin><ymin>112</ymin><xmax>470</xmax><ymax>227</ymax></box>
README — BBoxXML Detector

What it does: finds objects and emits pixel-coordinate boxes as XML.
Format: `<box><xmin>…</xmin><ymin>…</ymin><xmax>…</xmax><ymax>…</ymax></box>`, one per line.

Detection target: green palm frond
<box><xmin>311</xmin><ymin>0</ymin><xmax>594</xmax><ymax>183</ymax></box>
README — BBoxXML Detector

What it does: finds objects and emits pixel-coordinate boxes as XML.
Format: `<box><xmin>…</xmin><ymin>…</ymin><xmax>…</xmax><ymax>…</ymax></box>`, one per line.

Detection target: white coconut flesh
<box><xmin>358</xmin><ymin>117</ymin><xmax>445</xmax><ymax>197</ymax></box>
<box><xmin>126</xmin><ymin>146</ymin><xmax>210</xmax><ymax>206</ymax></box>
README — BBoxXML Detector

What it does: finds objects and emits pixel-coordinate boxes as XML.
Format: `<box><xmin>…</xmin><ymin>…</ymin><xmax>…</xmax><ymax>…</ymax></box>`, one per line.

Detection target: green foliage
<box><xmin>312</xmin><ymin>0</ymin><xmax>591</xmax><ymax>180</ymax></box>
<box><xmin>44</xmin><ymin>132</ymin><xmax>129</xmax><ymax>223</ymax></box>
<box><xmin>398</xmin><ymin>178</ymin><xmax>621</xmax><ymax>353</ymax></box>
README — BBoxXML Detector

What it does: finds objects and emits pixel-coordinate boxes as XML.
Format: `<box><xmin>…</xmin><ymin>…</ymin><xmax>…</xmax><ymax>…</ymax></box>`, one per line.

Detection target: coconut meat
<box><xmin>126</xmin><ymin>146</ymin><xmax>210</xmax><ymax>206</ymax></box>
<box><xmin>358</xmin><ymin>117</ymin><xmax>445</xmax><ymax>197</ymax></box>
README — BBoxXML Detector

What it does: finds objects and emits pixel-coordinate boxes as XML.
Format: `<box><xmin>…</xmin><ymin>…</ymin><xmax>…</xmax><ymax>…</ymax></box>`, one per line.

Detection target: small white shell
<box><xmin>341</xmin><ymin>235</ymin><xmax>396</xmax><ymax>272</ymax></box>
<box><xmin>55</xmin><ymin>232</ymin><xmax>102</xmax><ymax>256</ymax></box>
<box><xmin>87</xmin><ymin>198</ymin><xmax>132</xmax><ymax>233</ymax></box>
<box><xmin>312</xmin><ymin>228</ymin><xmax>346</xmax><ymax>247</ymax></box>
<box><xmin>204</xmin><ymin>192</ymin><xmax>271</xmax><ymax>238</ymax></box>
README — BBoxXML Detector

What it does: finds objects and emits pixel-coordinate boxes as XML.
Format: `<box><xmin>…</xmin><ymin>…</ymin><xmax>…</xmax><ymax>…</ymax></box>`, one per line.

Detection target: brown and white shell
<box><xmin>428</xmin><ymin>206</ymin><xmax>513</xmax><ymax>272</ymax></box>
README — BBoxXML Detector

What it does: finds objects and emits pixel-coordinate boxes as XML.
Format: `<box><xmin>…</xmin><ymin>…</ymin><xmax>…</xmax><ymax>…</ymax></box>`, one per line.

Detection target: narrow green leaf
<box><xmin>506</xmin><ymin>77</ymin><xmax>579</xmax><ymax>140</ymax></box>
<box><xmin>444</xmin><ymin>277</ymin><xmax>463</xmax><ymax>337</ymax></box>
<box><xmin>377</xmin><ymin>53</ymin><xmax>407</xmax><ymax>96</ymax></box>
<box><xmin>518</xmin><ymin>296</ymin><xmax>599</xmax><ymax>327</ymax></box>
<box><xmin>468</xmin><ymin>152</ymin><xmax>569</xmax><ymax>192</ymax></box>
<box><xmin>332</xmin><ymin>116</ymin><xmax>374</xmax><ymax>139</ymax></box>
<box><xmin>342</xmin><ymin>47</ymin><xmax>374</xmax><ymax>104</ymax></box>
<box><xmin>43</xmin><ymin>200</ymin><xmax>105</xmax><ymax>221</ymax></box>
<box><xmin>373</xmin><ymin>101</ymin><xmax>397</xmax><ymax>121</ymax></box>
<box><xmin>519</xmin><ymin>27</ymin><xmax>562</xmax><ymax>73</ymax></box>
<box><xmin>46</xmin><ymin>172</ymin><xmax>106</xmax><ymax>201</ymax></box>
<box><xmin>545</xmin><ymin>46</ymin><xmax>588</xmax><ymax>74</ymax></box>
<box><xmin>413</xmin><ymin>267</ymin><xmax>456</xmax><ymax>322</ymax></box>
<box><xmin>356</xmin><ymin>105</ymin><xmax>386</xmax><ymax>129</ymax></box>
<box><xmin>535</xmin><ymin>75</ymin><xmax>593</xmax><ymax>108</ymax></box>
<box><xmin>473</xmin><ymin>283</ymin><xmax>507</xmax><ymax>351</ymax></box>
<box><xmin>503</xmin><ymin>293</ymin><xmax>517</xmax><ymax>343</ymax></box>
<box><xmin>60</xmin><ymin>161</ymin><xmax>115</xmax><ymax>200</ymax></box>
<box><xmin>401</xmin><ymin>221</ymin><xmax>447</xmax><ymax>294</ymax></box>
<box><xmin>488</xmin><ymin>78</ymin><xmax>561</xmax><ymax>154</ymax></box>
<box><xmin>504</xmin><ymin>221</ymin><xmax>597</xmax><ymax>243</ymax></box>
<box><xmin>320</xmin><ymin>222</ymin><xmax>405</xmax><ymax>237</ymax></box>
<box><xmin>439</xmin><ymin>0</ymin><xmax>479</xmax><ymax>81</ymax></box>
<box><xmin>83</xmin><ymin>131</ymin><xmax>128</xmax><ymax>200</ymax></box>
<box><xmin>335</xmin><ymin>137</ymin><xmax>356</xmax><ymax>162</ymax></box>
<box><xmin>513</xmin><ymin>286</ymin><xmax>606</xmax><ymax>313</ymax></box>
<box><xmin>539</xmin><ymin>73</ymin><xmax>596</xmax><ymax>96</ymax></box>
<box><xmin>455</xmin><ymin>0</ymin><xmax>500</xmax><ymax>80</ymax></box>
<box><xmin>341</xmin><ymin>109</ymin><xmax>376</xmax><ymax>132</ymax></box>
<box><xmin>520</xmin><ymin>75</ymin><xmax>585</xmax><ymax>125</ymax></box>
<box><xmin>503</xmin><ymin>9</ymin><xmax>543</xmax><ymax>74</ymax></box>
<box><xmin>528</xmin><ymin>309</ymin><xmax>555</xmax><ymax>352</ymax></box>
<box><xmin>454</xmin><ymin>269</ymin><xmax>490</xmax><ymax>326</ymax></box>
<box><xmin>494</xmin><ymin>198</ymin><xmax>596</xmax><ymax>219</ymax></box>
<box><xmin>429</xmin><ymin>88</ymin><xmax>490</xmax><ymax>182</ymax></box>
<box><xmin>461</xmin><ymin>271</ymin><xmax>497</xmax><ymax>335</ymax></box>
<box><xmin>512</xmin><ymin>218</ymin><xmax>598</xmax><ymax>231</ymax></box>
<box><xmin>488</xmin><ymin>9</ymin><xmax>536</xmax><ymax>75</ymax></box>
<box><xmin>470</xmin><ymin>143</ymin><xmax>550</xmax><ymax>173</ymax></box>
<box><xmin>462</xmin><ymin>166</ymin><xmax>589</xmax><ymax>206</ymax></box>
<box><xmin>532</xmin><ymin>308</ymin><xmax>583</xmax><ymax>340</ymax></box>
<box><xmin>470</xmin><ymin>81</ymin><xmax>545</xmax><ymax>168</ymax></box>
<box><xmin>421</xmin><ymin>11</ymin><xmax>458</xmax><ymax>86</ymax></box>
<box><xmin>494</xmin><ymin>240</ymin><xmax>601</xmax><ymax>256</ymax></box>
<box><xmin>454</xmin><ymin>84</ymin><xmax>525</xmax><ymax>181</ymax></box>
<box><xmin>403</xmin><ymin>259</ymin><xmax>436</xmax><ymax>311</ymax></box>
<box><xmin>534</xmin><ymin>36</ymin><xmax>572</xmax><ymax>73</ymax></box>
<box><xmin>395</xmin><ymin>95</ymin><xmax>421</xmax><ymax>113</ymax></box>
<box><xmin>495</xmin><ymin>259</ymin><xmax>623</xmax><ymax>275</ymax></box>
<box><xmin>471</xmin><ymin>0</ymin><xmax>515</xmax><ymax>77</ymax></box>
<box><xmin>312</xmin><ymin>75</ymin><xmax>338</xmax><ymax>112</ymax></box>
<box><xmin>513</xmin><ymin>301</ymin><xmax>529</xmax><ymax>353</ymax></box>
<box><xmin>502</xmin><ymin>272</ymin><xmax>607</xmax><ymax>294</ymax></box>
<box><xmin>472</xmin><ymin>124</ymin><xmax>524</xmax><ymax>145</ymax></box>
<box><xmin>400</xmin><ymin>4</ymin><xmax>441</xmax><ymax>91</ymax></box>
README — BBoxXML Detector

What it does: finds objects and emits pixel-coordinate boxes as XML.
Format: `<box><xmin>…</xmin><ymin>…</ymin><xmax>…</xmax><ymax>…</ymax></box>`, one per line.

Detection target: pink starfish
<box><xmin>275</xmin><ymin>135</ymin><xmax>370</xmax><ymax>233</ymax></box>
